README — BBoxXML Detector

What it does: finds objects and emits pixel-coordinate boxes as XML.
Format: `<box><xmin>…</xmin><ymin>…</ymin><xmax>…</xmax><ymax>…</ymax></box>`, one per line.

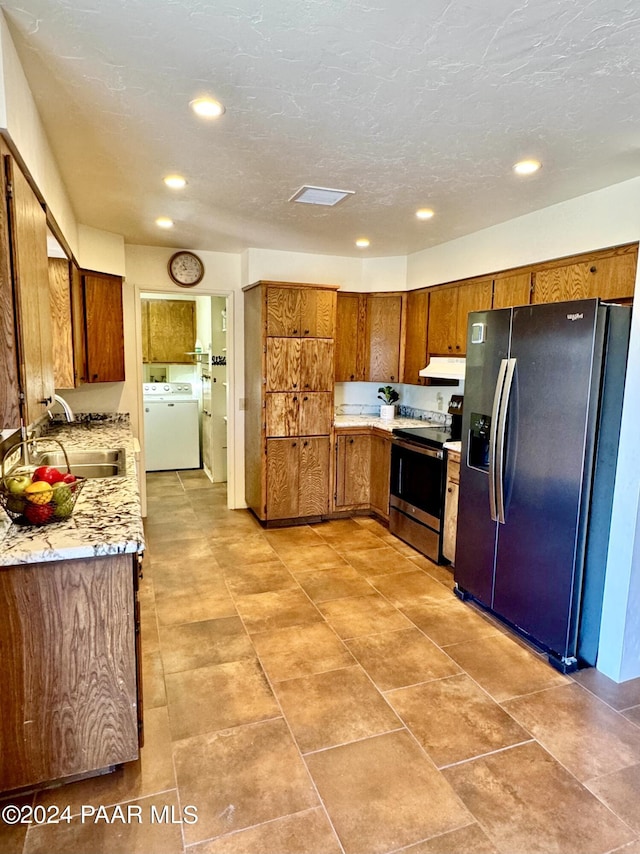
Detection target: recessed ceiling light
<box><xmin>355</xmin><ymin>238</ymin><xmax>370</xmax><ymax>248</ymax></box>
<box><xmin>513</xmin><ymin>159</ymin><xmax>542</xmax><ymax>176</ymax></box>
<box><xmin>190</xmin><ymin>97</ymin><xmax>225</xmax><ymax>118</ymax></box>
<box><xmin>164</xmin><ymin>174</ymin><xmax>187</xmax><ymax>189</ymax></box>
<box><xmin>289</xmin><ymin>186</ymin><xmax>355</xmax><ymax>206</ymax></box>
<box><xmin>155</xmin><ymin>217</ymin><xmax>174</xmax><ymax>229</ymax></box>
<box><xmin>416</xmin><ymin>208</ymin><xmax>435</xmax><ymax>220</ymax></box>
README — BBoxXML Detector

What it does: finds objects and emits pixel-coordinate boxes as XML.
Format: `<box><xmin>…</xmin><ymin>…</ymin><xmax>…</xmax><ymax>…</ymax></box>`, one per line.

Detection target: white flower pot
<box><xmin>380</xmin><ymin>404</ymin><xmax>396</xmax><ymax>420</ymax></box>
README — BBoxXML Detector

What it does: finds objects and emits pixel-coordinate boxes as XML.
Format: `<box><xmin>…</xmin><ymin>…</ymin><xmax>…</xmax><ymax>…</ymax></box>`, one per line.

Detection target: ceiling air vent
<box><xmin>289</xmin><ymin>185</ymin><xmax>354</xmax><ymax>206</ymax></box>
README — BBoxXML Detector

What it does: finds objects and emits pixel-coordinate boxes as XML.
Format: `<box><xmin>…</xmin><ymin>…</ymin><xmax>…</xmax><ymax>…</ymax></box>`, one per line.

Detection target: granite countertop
<box><xmin>0</xmin><ymin>419</ymin><xmax>145</xmax><ymax>566</ymax></box>
<box><xmin>334</xmin><ymin>414</ymin><xmax>442</xmax><ymax>432</ymax></box>
<box><xmin>444</xmin><ymin>441</ymin><xmax>462</xmax><ymax>453</ymax></box>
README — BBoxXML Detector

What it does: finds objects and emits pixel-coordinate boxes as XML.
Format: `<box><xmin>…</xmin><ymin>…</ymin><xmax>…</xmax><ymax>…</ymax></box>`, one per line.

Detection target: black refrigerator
<box><xmin>454</xmin><ymin>299</ymin><xmax>630</xmax><ymax>672</ymax></box>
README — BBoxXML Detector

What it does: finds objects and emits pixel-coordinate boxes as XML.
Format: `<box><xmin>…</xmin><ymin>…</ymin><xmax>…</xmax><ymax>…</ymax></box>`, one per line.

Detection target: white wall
<box><xmin>406</xmin><ymin>177</ymin><xmax>640</xmax><ymax>683</ymax></box>
<box><xmin>78</xmin><ymin>225</ymin><xmax>126</xmax><ymax>276</ymax></box>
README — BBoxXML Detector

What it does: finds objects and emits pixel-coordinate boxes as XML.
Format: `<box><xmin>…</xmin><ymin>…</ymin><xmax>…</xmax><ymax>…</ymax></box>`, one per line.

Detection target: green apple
<box><xmin>6</xmin><ymin>475</ymin><xmax>31</xmax><ymax>495</ymax></box>
<box><xmin>51</xmin><ymin>482</ymin><xmax>72</xmax><ymax>504</ymax></box>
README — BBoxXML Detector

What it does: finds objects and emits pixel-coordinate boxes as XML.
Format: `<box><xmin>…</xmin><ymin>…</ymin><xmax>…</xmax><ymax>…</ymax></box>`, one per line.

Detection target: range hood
<box><xmin>419</xmin><ymin>357</ymin><xmax>466</xmax><ymax>381</ymax></box>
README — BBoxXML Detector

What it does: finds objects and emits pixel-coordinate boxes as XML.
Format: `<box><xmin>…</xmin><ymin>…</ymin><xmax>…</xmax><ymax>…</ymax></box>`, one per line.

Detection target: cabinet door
<box><xmin>84</xmin><ymin>273</ymin><xmax>125</xmax><ymax>382</ymax></box>
<box><xmin>299</xmin><ymin>288</ymin><xmax>335</xmax><ymax>338</ymax></box>
<box><xmin>266</xmin><ymin>338</ymin><xmax>301</xmax><ymax>391</ymax></box>
<box><xmin>492</xmin><ymin>272</ymin><xmax>531</xmax><ymax>309</ymax></box>
<box><xmin>265</xmin><ymin>393</ymin><xmax>299</xmax><ymax>437</ymax></box>
<box><xmin>455</xmin><ymin>280</ymin><xmax>493</xmax><ymax>353</ymax></box>
<box><xmin>589</xmin><ymin>251</ymin><xmax>637</xmax><ymax>300</ymax></box>
<box><xmin>48</xmin><ymin>257</ymin><xmax>75</xmax><ymax>389</ymax></box>
<box><xmin>443</xmin><ymin>477</ymin><xmax>459</xmax><ymax>563</ymax></box>
<box><xmin>370</xmin><ymin>432</ymin><xmax>391</xmax><ymax>518</ymax></box>
<box><xmin>335</xmin><ymin>434</ymin><xmax>371</xmax><ymax>508</ymax></box>
<box><xmin>8</xmin><ymin>160</ymin><xmax>55</xmax><ymax>424</ymax></box>
<box><xmin>366</xmin><ymin>293</ymin><xmax>402</xmax><ymax>382</ymax></box>
<box><xmin>70</xmin><ymin>263</ymin><xmax>87</xmax><ymax>385</ymax></box>
<box><xmin>402</xmin><ymin>289</ymin><xmax>429</xmax><ymax>384</ymax></box>
<box><xmin>427</xmin><ymin>287</ymin><xmax>457</xmax><ymax>355</ymax></box>
<box><xmin>147</xmin><ymin>299</ymin><xmax>196</xmax><ymax>363</ymax></box>
<box><xmin>299</xmin><ymin>392</ymin><xmax>332</xmax><ymax>436</ymax></box>
<box><xmin>267</xmin><ymin>287</ymin><xmax>300</xmax><ymax>336</ymax></box>
<box><xmin>0</xmin><ymin>149</ymin><xmax>20</xmax><ymax>429</ymax></box>
<box><xmin>300</xmin><ymin>339</ymin><xmax>334</xmax><ymax>390</ymax></box>
<box><xmin>532</xmin><ymin>264</ymin><xmax>590</xmax><ymax>304</ymax></box>
<box><xmin>335</xmin><ymin>293</ymin><xmax>363</xmax><ymax>382</ymax></box>
<box><xmin>299</xmin><ymin>437</ymin><xmax>330</xmax><ymax>516</ymax></box>
<box><xmin>266</xmin><ymin>438</ymin><xmax>299</xmax><ymax>519</ymax></box>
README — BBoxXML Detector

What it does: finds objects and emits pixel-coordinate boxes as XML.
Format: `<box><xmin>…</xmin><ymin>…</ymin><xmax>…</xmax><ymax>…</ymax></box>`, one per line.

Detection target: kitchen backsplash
<box><xmin>334</xmin><ymin>381</ymin><xmax>463</xmax><ymax>424</ymax></box>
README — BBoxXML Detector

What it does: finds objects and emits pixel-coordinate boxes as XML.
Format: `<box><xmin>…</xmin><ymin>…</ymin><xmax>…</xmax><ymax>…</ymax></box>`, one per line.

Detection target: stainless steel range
<box><xmin>389</xmin><ymin>424</ymin><xmax>452</xmax><ymax>564</ymax></box>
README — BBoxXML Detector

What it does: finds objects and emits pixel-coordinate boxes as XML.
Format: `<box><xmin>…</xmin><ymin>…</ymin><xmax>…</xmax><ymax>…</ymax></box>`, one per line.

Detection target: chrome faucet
<box><xmin>49</xmin><ymin>393</ymin><xmax>75</xmax><ymax>423</ymax></box>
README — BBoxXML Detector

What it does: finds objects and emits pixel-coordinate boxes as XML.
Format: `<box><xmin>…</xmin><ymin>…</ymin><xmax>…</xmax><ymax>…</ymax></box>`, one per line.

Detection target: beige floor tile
<box><xmin>142</xmin><ymin>648</ymin><xmax>167</xmax><ymax>709</ymax></box>
<box><xmin>503</xmin><ymin>682</ymin><xmax>640</xmax><ymax>781</ymax></box>
<box><xmin>155</xmin><ymin>582</ymin><xmax>237</xmax><ymax>626</ymax></box>
<box><xmin>172</xmin><ymin>718</ymin><xmax>318</xmax><ymax>845</ymax></box>
<box><xmin>609</xmin><ymin>841</ymin><xmax>640</xmax><ymax>854</ymax></box>
<box><xmin>165</xmin><ymin>658</ymin><xmax>279</xmax><ymax>740</ymax></box>
<box><xmin>296</xmin><ymin>564</ymin><xmax>374</xmax><ymax>603</ymax></box>
<box><xmin>443</xmin><ymin>741</ymin><xmax>635</xmax><ymax>854</ymax></box>
<box><xmin>444</xmin><ymin>632</ymin><xmax>568</xmax><ymax>702</ymax></box>
<box><xmin>586</xmin><ymin>763</ymin><xmax>640</xmax><ymax>834</ymax></box>
<box><xmin>203</xmin><ymin>512</ymin><xmax>263</xmax><ymax>539</ymax></box>
<box><xmin>223</xmin><ymin>560</ymin><xmax>297</xmax><ymax>596</ymax></box>
<box><xmin>23</xmin><ymin>791</ymin><xmax>184</xmax><ymax>854</ymax></box>
<box><xmin>148</xmin><ymin>538</ymin><xmax>220</xmax><ymax>571</ymax></box>
<box><xmin>213</xmin><ymin>533</ymin><xmax>279</xmax><ymax>568</ymax></box>
<box><xmin>370</xmin><ymin>569</ymin><xmax>454</xmax><ymax>606</ymax></box>
<box><xmin>160</xmin><ymin>616</ymin><xmax>254</xmax><ymax>674</ymax></box>
<box><xmin>274</xmin><ymin>665</ymin><xmax>402</xmax><ymax>753</ymax></box>
<box><xmin>280</xmin><ymin>543</ymin><xmax>350</xmax><ymax>574</ymax></box>
<box><xmin>264</xmin><ymin>525</ymin><xmax>327</xmax><ymax>553</ymax></box>
<box><xmin>234</xmin><ymin>588</ymin><xmax>323</xmax><ymax>634</ymax></box>
<box><xmin>188</xmin><ymin>807</ymin><xmax>343</xmax><ymax>854</ymax></box>
<box><xmin>403</xmin><ymin>599</ymin><xmax>502</xmax><ymax>646</ymax></box>
<box><xmin>305</xmin><ymin>730</ymin><xmax>471</xmax><ymax>854</ymax></box>
<box><xmin>407</xmin><ymin>554</ymin><xmax>456</xmax><ymax>587</ymax></box>
<box><xmin>400</xmin><ymin>822</ymin><xmax>498</xmax><ymax>854</ymax></box>
<box><xmin>572</xmin><ymin>669</ymin><xmax>640</xmax><ymax>711</ymax></box>
<box><xmin>623</xmin><ymin>706</ymin><xmax>640</xmax><ymax>727</ymax></box>
<box><xmin>36</xmin><ymin>706</ymin><xmax>175</xmax><ymax>814</ymax></box>
<box><xmin>388</xmin><ymin>674</ymin><xmax>531</xmax><ymax>768</ymax></box>
<box><xmin>252</xmin><ymin>622</ymin><xmax>353</xmax><ymax>682</ymax></box>
<box><xmin>318</xmin><ymin>593</ymin><xmax>412</xmax><ymax>639</ymax></box>
<box><xmin>346</xmin><ymin>627</ymin><xmax>460</xmax><ymax>691</ymax></box>
<box><xmin>342</xmin><ymin>546</ymin><xmax>422</xmax><ymax>577</ymax></box>
<box><xmin>322</xmin><ymin>530</ymin><xmax>392</xmax><ymax>553</ymax></box>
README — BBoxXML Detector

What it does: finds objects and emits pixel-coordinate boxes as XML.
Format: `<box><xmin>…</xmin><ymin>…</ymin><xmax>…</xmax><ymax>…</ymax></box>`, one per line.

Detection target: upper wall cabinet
<box><xmin>82</xmin><ymin>271</ymin><xmax>125</xmax><ymax>383</ymax></box>
<box><xmin>492</xmin><ymin>271</ymin><xmax>532</xmax><ymax>310</ymax></box>
<box><xmin>6</xmin><ymin>155</ymin><xmax>55</xmax><ymax>426</ymax></box>
<box><xmin>532</xmin><ymin>246</ymin><xmax>638</xmax><ymax>304</ymax></box>
<box><xmin>335</xmin><ymin>293</ymin><xmax>366</xmax><ymax>382</ymax></box>
<box><xmin>266</xmin><ymin>283</ymin><xmax>335</xmax><ymax>338</ymax></box>
<box><xmin>402</xmin><ymin>288</ymin><xmax>429</xmax><ymax>384</ymax></box>
<box><xmin>142</xmin><ymin>299</ymin><xmax>196</xmax><ymax>363</ymax></box>
<box><xmin>48</xmin><ymin>257</ymin><xmax>75</xmax><ymax>389</ymax></box>
<box><xmin>365</xmin><ymin>293</ymin><xmax>403</xmax><ymax>383</ymax></box>
<box><xmin>0</xmin><ymin>150</ymin><xmax>21</xmax><ymax>429</ymax></box>
<box><xmin>428</xmin><ymin>279</ymin><xmax>492</xmax><ymax>357</ymax></box>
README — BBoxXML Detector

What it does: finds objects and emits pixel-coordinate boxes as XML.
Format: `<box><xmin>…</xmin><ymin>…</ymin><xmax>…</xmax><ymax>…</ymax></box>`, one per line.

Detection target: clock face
<box><xmin>168</xmin><ymin>251</ymin><xmax>205</xmax><ymax>287</ymax></box>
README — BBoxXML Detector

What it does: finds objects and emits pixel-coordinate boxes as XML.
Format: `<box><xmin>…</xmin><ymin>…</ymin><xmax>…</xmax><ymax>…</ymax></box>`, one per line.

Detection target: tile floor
<box><xmin>4</xmin><ymin>469</ymin><xmax>640</xmax><ymax>854</ymax></box>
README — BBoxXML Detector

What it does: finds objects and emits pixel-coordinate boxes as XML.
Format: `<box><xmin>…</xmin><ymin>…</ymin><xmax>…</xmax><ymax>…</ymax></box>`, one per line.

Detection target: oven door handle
<box><xmin>392</xmin><ymin>438</ymin><xmax>443</xmax><ymax>460</ymax></box>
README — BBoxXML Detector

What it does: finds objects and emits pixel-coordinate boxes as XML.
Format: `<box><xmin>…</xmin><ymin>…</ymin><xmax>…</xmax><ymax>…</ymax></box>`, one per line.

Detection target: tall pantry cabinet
<box><xmin>244</xmin><ymin>281</ymin><xmax>338</xmax><ymax>523</ymax></box>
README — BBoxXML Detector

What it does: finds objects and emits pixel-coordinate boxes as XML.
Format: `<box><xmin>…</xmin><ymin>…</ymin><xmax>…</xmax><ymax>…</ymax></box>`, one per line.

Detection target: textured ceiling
<box><xmin>2</xmin><ymin>0</ymin><xmax>640</xmax><ymax>257</ymax></box>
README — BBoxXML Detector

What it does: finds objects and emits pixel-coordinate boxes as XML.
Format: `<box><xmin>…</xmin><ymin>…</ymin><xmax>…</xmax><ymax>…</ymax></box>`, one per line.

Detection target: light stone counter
<box><xmin>334</xmin><ymin>414</ymin><xmax>442</xmax><ymax>432</ymax></box>
<box><xmin>0</xmin><ymin>417</ymin><xmax>145</xmax><ymax>566</ymax></box>
<box><xmin>444</xmin><ymin>441</ymin><xmax>462</xmax><ymax>453</ymax></box>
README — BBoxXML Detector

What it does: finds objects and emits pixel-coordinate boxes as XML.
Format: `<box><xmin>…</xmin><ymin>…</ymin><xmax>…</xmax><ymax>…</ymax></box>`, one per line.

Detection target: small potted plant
<box><xmin>378</xmin><ymin>385</ymin><xmax>400</xmax><ymax>420</ymax></box>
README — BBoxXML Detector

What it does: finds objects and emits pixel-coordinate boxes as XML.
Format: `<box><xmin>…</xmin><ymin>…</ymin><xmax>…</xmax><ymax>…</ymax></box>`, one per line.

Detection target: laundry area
<box><xmin>141</xmin><ymin>292</ymin><xmax>228</xmax><ymax>482</ymax></box>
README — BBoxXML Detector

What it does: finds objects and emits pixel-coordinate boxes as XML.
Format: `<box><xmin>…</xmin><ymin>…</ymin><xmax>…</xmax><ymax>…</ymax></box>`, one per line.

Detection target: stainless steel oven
<box><xmin>389</xmin><ymin>427</ymin><xmax>450</xmax><ymax>563</ymax></box>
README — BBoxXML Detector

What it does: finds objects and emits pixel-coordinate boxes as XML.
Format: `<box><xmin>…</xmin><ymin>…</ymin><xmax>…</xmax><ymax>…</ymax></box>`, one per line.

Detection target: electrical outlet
<box><xmin>436</xmin><ymin>393</ymin><xmax>444</xmax><ymax>411</ymax></box>
<box><xmin>239</xmin><ymin>398</ymin><xmax>247</xmax><ymax>411</ymax></box>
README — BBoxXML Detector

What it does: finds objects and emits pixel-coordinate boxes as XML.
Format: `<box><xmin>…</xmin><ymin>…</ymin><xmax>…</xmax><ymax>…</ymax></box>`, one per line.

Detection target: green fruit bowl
<box><xmin>1</xmin><ymin>439</ymin><xmax>85</xmax><ymax>526</ymax></box>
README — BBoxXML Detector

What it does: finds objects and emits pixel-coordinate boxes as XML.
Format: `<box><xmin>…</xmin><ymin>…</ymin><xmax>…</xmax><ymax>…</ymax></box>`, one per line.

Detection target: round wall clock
<box><xmin>168</xmin><ymin>251</ymin><xmax>205</xmax><ymax>287</ymax></box>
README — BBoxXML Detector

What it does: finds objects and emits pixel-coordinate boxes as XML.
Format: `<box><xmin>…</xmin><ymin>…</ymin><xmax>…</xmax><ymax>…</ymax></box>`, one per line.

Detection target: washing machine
<box><xmin>143</xmin><ymin>382</ymin><xmax>200</xmax><ymax>471</ymax></box>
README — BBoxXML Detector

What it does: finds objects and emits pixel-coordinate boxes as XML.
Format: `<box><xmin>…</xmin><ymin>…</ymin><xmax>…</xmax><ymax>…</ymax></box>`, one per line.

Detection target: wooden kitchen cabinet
<box><xmin>443</xmin><ymin>450</ymin><xmax>460</xmax><ymax>564</ymax></box>
<box><xmin>402</xmin><ymin>288</ymin><xmax>429</xmax><ymax>384</ymax></box>
<box><xmin>6</xmin><ymin>155</ymin><xmax>55</xmax><ymax>426</ymax></box>
<box><xmin>335</xmin><ymin>433</ymin><xmax>371</xmax><ymax>509</ymax></box>
<box><xmin>532</xmin><ymin>247</ymin><xmax>638</xmax><ymax>304</ymax></box>
<box><xmin>0</xmin><ymin>151</ymin><xmax>20</xmax><ymax>430</ymax></box>
<box><xmin>492</xmin><ymin>271</ymin><xmax>532</xmax><ymax>309</ymax></box>
<box><xmin>0</xmin><ymin>553</ymin><xmax>141</xmax><ymax>792</ymax></box>
<box><xmin>455</xmin><ymin>280</ymin><xmax>493</xmax><ymax>351</ymax></box>
<box><xmin>244</xmin><ymin>280</ymin><xmax>338</xmax><ymax>523</ymax></box>
<box><xmin>83</xmin><ymin>271</ymin><xmax>125</xmax><ymax>382</ymax></box>
<box><xmin>370</xmin><ymin>429</ymin><xmax>392</xmax><ymax>519</ymax></box>
<box><xmin>267</xmin><ymin>283</ymin><xmax>335</xmax><ymax>338</ymax></box>
<box><xmin>365</xmin><ymin>292</ymin><xmax>403</xmax><ymax>382</ymax></box>
<box><xmin>427</xmin><ymin>279</ymin><xmax>492</xmax><ymax>356</ymax></box>
<box><xmin>142</xmin><ymin>298</ymin><xmax>196</xmax><ymax>363</ymax></box>
<box><xmin>335</xmin><ymin>292</ymin><xmax>366</xmax><ymax>381</ymax></box>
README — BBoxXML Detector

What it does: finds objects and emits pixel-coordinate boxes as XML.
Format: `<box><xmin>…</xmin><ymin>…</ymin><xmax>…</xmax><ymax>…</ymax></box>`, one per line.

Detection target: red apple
<box><xmin>24</xmin><ymin>502</ymin><xmax>54</xmax><ymax>525</ymax></box>
<box><xmin>62</xmin><ymin>473</ymin><xmax>77</xmax><ymax>484</ymax></box>
<box><xmin>33</xmin><ymin>466</ymin><xmax>65</xmax><ymax>484</ymax></box>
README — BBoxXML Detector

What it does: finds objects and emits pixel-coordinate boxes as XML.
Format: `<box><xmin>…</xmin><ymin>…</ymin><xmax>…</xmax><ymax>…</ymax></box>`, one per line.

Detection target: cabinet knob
<box><xmin>448</xmin><ymin>487</ymin><xmax>453</xmax><ymax>493</ymax></box>
<box><xmin>292</xmin><ymin>328</ymin><xmax>298</xmax><ymax>334</ymax></box>
<box><xmin>303</xmin><ymin>440</ymin><xmax>308</xmax><ymax>447</ymax></box>
<box><xmin>92</xmin><ymin>373</ymin><xmax>99</xmax><ymax>380</ymax></box>
<box><xmin>303</xmin><ymin>396</ymin><xmax>308</xmax><ymax>401</ymax></box>
<box><xmin>390</xmin><ymin>376</ymin><xmax>395</xmax><ymax>381</ymax></box>
<box><xmin>447</xmin><ymin>345</ymin><xmax>452</xmax><ymax>351</ymax></box>
<box><xmin>292</xmin><ymin>383</ymin><xmax>297</xmax><ymax>388</ymax></box>
<box><xmin>590</xmin><ymin>265</ymin><xmax>597</xmax><ymax>273</ymax></box>
<box><xmin>455</xmin><ymin>345</ymin><xmax>460</xmax><ymax>350</ymax></box>
<box><xmin>292</xmin><ymin>396</ymin><xmax>298</xmax><ymax>402</ymax></box>
<box><xmin>304</xmin><ymin>329</ymin><xmax>310</xmax><ymax>335</ymax></box>
<box><xmin>349</xmin><ymin>439</ymin><xmax>354</xmax><ymax>444</ymax></box>
<box><xmin>292</xmin><ymin>441</ymin><xmax>297</xmax><ymax>447</ymax></box>
<box><xmin>39</xmin><ymin>396</ymin><xmax>52</xmax><ymax>405</ymax></box>
<box><xmin>350</xmin><ymin>374</ymin><xmax>355</xmax><ymax>380</ymax></box>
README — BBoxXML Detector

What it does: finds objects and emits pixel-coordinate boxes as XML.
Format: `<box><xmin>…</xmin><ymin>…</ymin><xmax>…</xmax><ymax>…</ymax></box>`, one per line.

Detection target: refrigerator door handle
<box><xmin>489</xmin><ymin>359</ymin><xmax>509</xmax><ymax>522</ymax></box>
<box><xmin>495</xmin><ymin>358</ymin><xmax>517</xmax><ymax>524</ymax></box>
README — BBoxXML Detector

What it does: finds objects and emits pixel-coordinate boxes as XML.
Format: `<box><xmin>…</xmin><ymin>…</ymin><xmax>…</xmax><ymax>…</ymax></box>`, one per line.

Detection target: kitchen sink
<box><xmin>34</xmin><ymin>448</ymin><xmax>126</xmax><ymax>479</ymax></box>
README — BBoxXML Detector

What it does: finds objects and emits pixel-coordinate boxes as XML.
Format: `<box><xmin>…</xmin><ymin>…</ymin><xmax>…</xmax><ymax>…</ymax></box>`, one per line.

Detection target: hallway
<box><xmin>6</xmin><ymin>470</ymin><xmax>640</xmax><ymax>854</ymax></box>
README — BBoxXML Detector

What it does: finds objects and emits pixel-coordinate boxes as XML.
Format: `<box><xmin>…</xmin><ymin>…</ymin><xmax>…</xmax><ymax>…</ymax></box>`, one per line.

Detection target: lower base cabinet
<box><xmin>334</xmin><ymin>429</ymin><xmax>391</xmax><ymax>520</ymax></box>
<box><xmin>266</xmin><ymin>437</ymin><xmax>330</xmax><ymax>519</ymax></box>
<box><xmin>0</xmin><ymin>553</ymin><xmax>142</xmax><ymax>793</ymax></box>
<box><xmin>443</xmin><ymin>451</ymin><xmax>460</xmax><ymax>563</ymax></box>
